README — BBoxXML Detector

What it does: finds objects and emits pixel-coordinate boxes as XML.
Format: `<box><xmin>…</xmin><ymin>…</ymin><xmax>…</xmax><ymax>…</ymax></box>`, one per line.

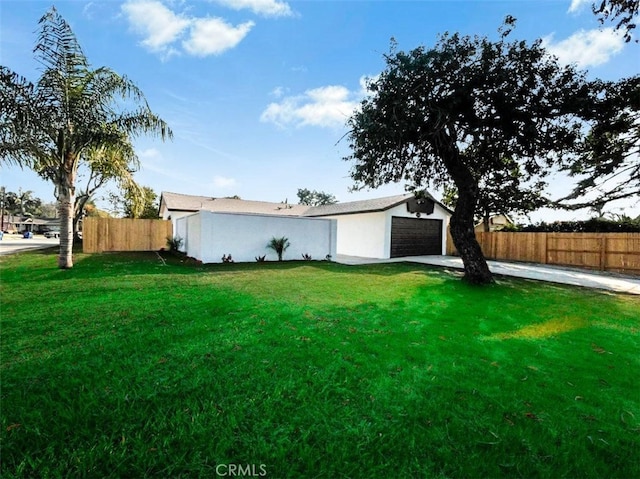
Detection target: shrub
<box><xmin>518</xmin><ymin>218</ymin><xmax>640</xmax><ymax>233</ymax></box>
<box><xmin>266</xmin><ymin>237</ymin><xmax>290</xmax><ymax>261</ymax></box>
<box><xmin>255</xmin><ymin>255</ymin><xmax>266</xmax><ymax>262</ymax></box>
<box><xmin>302</xmin><ymin>254</ymin><xmax>312</xmax><ymax>261</ymax></box>
<box><xmin>166</xmin><ymin>236</ymin><xmax>183</xmax><ymax>252</ymax></box>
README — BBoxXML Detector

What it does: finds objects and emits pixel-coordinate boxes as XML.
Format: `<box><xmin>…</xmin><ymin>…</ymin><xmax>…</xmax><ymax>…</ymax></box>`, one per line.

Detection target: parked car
<box><xmin>44</xmin><ymin>230</ymin><xmax>60</xmax><ymax>238</ymax></box>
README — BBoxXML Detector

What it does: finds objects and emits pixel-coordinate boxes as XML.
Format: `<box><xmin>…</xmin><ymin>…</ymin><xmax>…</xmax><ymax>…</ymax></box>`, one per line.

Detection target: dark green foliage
<box><xmin>593</xmin><ymin>0</ymin><xmax>638</xmax><ymax>42</ymax></box>
<box><xmin>345</xmin><ymin>18</ymin><xmax>598</xmax><ymax>284</ymax></box>
<box><xmin>166</xmin><ymin>235</ymin><xmax>183</xmax><ymax>252</ymax></box>
<box><xmin>297</xmin><ymin>188</ymin><xmax>337</xmax><ymax>206</ymax></box>
<box><xmin>519</xmin><ymin>218</ymin><xmax>640</xmax><ymax>232</ymax></box>
<box><xmin>557</xmin><ymin>76</ymin><xmax>639</xmax><ymax>210</ymax></box>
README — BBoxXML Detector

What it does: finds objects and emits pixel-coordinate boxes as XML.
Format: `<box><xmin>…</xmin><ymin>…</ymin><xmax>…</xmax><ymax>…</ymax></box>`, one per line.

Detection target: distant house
<box><xmin>159</xmin><ymin>191</ymin><xmax>452</xmax><ymax>263</ymax></box>
<box><xmin>474</xmin><ymin>214</ymin><xmax>514</xmax><ymax>232</ymax></box>
<box><xmin>1</xmin><ymin>215</ymin><xmax>60</xmax><ymax>234</ymax></box>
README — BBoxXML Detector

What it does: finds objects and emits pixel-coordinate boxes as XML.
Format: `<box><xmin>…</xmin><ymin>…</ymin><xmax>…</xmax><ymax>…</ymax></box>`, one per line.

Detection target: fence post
<box><xmin>543</xmin><ymin>233</ymin><xmax>548</xmax><ymax>264</ymax></box>
<box><xmin>599</xmin><ymin>235</ymin><xmax>607</xmax><ymax>271</ymax></box>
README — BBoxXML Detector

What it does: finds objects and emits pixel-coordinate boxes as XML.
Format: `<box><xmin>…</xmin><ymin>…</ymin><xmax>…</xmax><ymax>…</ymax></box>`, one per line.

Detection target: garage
<box><xmin>390</xmin><ymin>216</ymin><xmax>442</xmax><ymax>257</ymax></box>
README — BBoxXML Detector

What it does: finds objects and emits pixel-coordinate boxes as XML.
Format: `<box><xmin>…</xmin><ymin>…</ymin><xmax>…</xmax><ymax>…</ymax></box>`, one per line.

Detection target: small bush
<box><xmin>267</xmin><ymin>236</ymin><xmax>290</xmax><ymax>261</ymax></box>
<box><xmin>255</xmin><ymin>255</ymin><xmax>267</xmax><ymax>262</ymax></box>
<box><xmin>222</xmin><ymin>254</ymin><xmax>234</xmax><ymax>263</ymax></box>
<box><xmin>166</xmin><ymin>236</ymin><xmax>184</xmax><ymax>252</ymax></box>
<box><xmin>302</xmin><ymin>253</ymin><xmax>312</xmax><ymax>261</ymax></box>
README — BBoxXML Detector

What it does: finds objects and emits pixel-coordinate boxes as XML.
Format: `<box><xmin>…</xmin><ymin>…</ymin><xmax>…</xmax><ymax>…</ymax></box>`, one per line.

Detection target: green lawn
<box><xmin>1</xmin><ymin>250</ymin><xmax>638</xmax><ymax>478</ymax></box>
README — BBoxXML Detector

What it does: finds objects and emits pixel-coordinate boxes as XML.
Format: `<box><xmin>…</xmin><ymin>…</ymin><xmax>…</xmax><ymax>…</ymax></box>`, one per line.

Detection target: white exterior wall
<box><xmin>326</xmin><ymin>211</ymin><xmax>388</xmax><ymax>259</ymax></box>
<box><xmin>188</xmin><ymin>212</ymin><xmax>337</xmax><ymax>264</ymax></box>
<box><xmin>163</xmin><ymin>210</ymin><xmax>195</xmax><ymax>236</ymax></box>
<box><xmin>330</xmin><ymin>202</ymin><xmax>451</xmax><ymax>259</ymax></box>
<box><xmin>174</xmin><ymin>215</ymin><xmax>189</xmax><ymax>253</ymax></box>
<box><xmin>180</xmin><ymin>213</ymin><xmax>202</xmax><ymax>259</ymax></box>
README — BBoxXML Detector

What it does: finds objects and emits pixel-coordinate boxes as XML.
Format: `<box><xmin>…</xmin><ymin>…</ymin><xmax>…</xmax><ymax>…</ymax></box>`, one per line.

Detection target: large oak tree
<box><xmin>0</xmin><ymin>7</ymin><xmax>171</xmax><ymax>268</ymax></box>
<box><xmin>345</xmin><ymin>19</ymin><xmax>598</xmax><ymax>284</ymax></box>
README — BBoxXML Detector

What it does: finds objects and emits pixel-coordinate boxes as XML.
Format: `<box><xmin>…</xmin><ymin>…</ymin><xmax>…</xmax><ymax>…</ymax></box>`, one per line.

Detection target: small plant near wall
<box><xmin>266</xmin><ymin>236</ymin><xmax>290</xmax><ymax>261</ymax></box>
<box><xmin>302</xmin><ymin>253</ymin><xmax>312</xmax><ymax>261</ymax></box>
<box><xmin>325</xmin><ymin>254</ymin><xmax>332</xmax><ymax>261</ymax></box>
<box><xmin>166</xmin><ymin>236</ymin><xmax>183</xmax><ymax>253</ymax></box>
<box><xmin>255</xmin><ymin>255</ymin><xmax>266</xmax><ymax>262</ymax></box>
<box><xmin>222</xmin><ymin>254</ymin><xmax>234</xmax><ymax>263</ymax></box>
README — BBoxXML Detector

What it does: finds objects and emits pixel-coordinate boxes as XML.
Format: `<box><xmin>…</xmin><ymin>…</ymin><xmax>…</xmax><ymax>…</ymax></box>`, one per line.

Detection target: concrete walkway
<box><xmin>336</xmin><ymin>254</ymin><xmax>640</xmax><ymax>295</ymax></box>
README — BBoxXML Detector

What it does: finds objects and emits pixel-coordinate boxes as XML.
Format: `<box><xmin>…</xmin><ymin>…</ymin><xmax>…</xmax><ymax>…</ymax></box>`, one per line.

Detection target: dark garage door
<box><xmin>390</xmin><ymin>216</ymin><xmax>442</xmax><ymax>258</ymax></box>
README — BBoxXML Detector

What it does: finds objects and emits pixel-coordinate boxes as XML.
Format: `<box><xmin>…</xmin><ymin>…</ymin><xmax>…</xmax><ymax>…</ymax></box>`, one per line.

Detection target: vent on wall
<box><xmin>406</xmin><ymin>197</ymin><xmax>435</xmax><ymax>215</ymax></box>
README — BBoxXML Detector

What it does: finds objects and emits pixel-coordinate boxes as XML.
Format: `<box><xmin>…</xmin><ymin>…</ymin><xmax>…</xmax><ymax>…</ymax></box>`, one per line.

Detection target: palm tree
<box><xmin>0</xmin><ymin>7</ymin><xmax>171</xmax><ymax>268</ymax></box>
<box><xmin>266</xmin><ymin>236</ymin><xmax>290</xmax><ymax>261</ymax></box>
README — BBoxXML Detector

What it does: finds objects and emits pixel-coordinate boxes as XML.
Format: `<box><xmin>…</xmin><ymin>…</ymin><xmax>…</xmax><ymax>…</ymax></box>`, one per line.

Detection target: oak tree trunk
<box><xmin>450</xmin><ymin>195</ymin><xmax>493</xmax><ymax>284</ymax></box>
<box><xmin>441</xmin><ymin>143</ymin><xmax>494</xmax><ymax>284</ymax></box>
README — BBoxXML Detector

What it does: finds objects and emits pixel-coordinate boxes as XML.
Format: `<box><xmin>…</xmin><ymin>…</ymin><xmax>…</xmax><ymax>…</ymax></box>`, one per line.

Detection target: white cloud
<box><xmin>183</xmin><ymin>18</ymin><xmax>254</xmax><ymax>56</ymax></box>
<box><xmin>121</xmin><ymin>0</ymin><xmax>190</xmax><ymax>55</ymax></box>
<box><xmin>122</xmin><ymin>0</ymin><xmax>255</xmax><ymax>58</ymax></box>
<box><xmin>261</xmin><ymin>85</ymin><xmax>358</xmax><ymax>129</ymax></box>
<box><xmin>213</xmin><ymin>175</ymin><xmax>238</xmax><ymax>188</ymax></box>
<box><xmin>270</xmin><ymin>86</ymin><xmax>286</xmax><ymax>98</ymax></box>
<box><xmin>542</xmin><ymin>28</ymin><xmax>625</xmax><ymax>67</ymax></box>
<box><xmin>567</xmin><ymin>0</ymin><xmax>590</xmax><ymax>13</ymax></box>
<box><xmin>210</xmin><ymin>0</ymin><xmax>293</xmax><ymax>17</ymax></box>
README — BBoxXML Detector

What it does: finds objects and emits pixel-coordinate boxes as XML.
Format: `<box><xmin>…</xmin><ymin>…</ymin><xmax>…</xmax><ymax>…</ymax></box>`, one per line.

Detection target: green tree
<box><xmin>69</xmin><ymin>132</ymin><xmax>140</xmax><ymax>235</ymax></box>
<box><xmin>345</xmin><ymin>18</ymin><xmax>598</xmax><ymax>284</ymax></box>
<box><xmin>556</xmin><ymin>76</ymin><xmax>639</xmax><ymax>211</ymax></box>
<box><xmin>3</xmin><ymin>189</ymin><xmax>42</xmax><ymax>217</ymax></box>
<box><xmin>0</xmin><ymin>7</ymin><xmax>171</xmax><ymax>268</ymax></box>
<box><xmin>297</xmin><ymin>188</ymin><xmax>338</xmax><ymax>206</ymax></box>
<box><xmin>123</xmin><ymin>186</ymin><xmax>159</xmax><ymax>219</ymax></box>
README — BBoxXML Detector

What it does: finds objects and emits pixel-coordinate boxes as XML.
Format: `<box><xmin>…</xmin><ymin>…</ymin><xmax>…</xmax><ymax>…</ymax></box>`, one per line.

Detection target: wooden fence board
<box><xmin>83</xmin><ymin>218</ymin><xmax>172</xmax><ymax>253</ymax></box>
<box><xmin>447</xmin><ymin>231</ymin><xmax>640</xmax><ymax>275</ymax></box>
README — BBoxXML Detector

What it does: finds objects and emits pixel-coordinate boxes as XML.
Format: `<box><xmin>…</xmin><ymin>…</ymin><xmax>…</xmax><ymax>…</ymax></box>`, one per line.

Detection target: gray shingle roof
<box><xmin>160</xmin><ymin>191</ymin><xmax>309</xmax><ymax>217</ymax></box>
<box><xmin>303</xmin><ymin>193</ymin><xmax>416</xmax><ymax>217</ymax></box>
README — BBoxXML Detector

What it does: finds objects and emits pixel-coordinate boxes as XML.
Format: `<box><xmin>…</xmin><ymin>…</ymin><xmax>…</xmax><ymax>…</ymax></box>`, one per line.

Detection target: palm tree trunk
<box><xmin>56</xmin><ymin>158</ymin><xmax>77</xmax><ymax>269</ymax></box>
<box><xmin>57</xmin><ymin>187</ymin><xmax>74</xmax><ymax>269</ymax></box>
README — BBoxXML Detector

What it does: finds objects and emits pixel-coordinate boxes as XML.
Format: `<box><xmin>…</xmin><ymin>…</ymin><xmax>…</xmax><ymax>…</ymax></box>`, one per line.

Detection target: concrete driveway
<box><xmin>0</xmin><ymin>235</ymin><xmax>60</xmax><ymax>255</ymax></box>
<box><xmin>336</xmin><ymin>254</ymin><xmax>640</xmax><ymax>295</ymax></box>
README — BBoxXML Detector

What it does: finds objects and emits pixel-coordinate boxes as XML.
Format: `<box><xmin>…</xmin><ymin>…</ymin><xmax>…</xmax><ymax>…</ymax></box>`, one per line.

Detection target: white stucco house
<box><xmin>158</xmin><ymin>191</ymin><xmax>452</xmax><ymax>263</ymax></box>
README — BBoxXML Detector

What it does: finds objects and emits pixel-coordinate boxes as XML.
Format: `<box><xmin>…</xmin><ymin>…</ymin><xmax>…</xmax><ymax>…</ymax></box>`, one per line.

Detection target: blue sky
<box><xmin>1</xmin><ymin>0</ymin><xmax>638</xmax><ymax>220</ymax></box>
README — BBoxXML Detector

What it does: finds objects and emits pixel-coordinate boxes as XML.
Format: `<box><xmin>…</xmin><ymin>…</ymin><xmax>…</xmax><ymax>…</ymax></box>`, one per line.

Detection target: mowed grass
<box><xmin>1</xmin><ymin>250</ymin><xmax>639</xmax><ymax>478</ymax></box>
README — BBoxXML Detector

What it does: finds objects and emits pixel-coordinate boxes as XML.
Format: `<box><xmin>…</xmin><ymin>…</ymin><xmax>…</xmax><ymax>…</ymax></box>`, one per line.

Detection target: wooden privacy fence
<box><xmin>447</xmin><ymin>232</ymin><xmax>640</xmax><ymax>275</ymax></box>
<box><xmin>83</xmin><ymin>218</ymin><xmax>173</xmax><ymax>253</ymax></box>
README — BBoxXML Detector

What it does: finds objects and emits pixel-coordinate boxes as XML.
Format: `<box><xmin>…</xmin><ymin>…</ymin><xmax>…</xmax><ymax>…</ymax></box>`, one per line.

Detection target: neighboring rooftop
<box><xmin>159</xmin><ymin>192</ymin><xmax>309</xmax><ymax>217</ymax></box>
